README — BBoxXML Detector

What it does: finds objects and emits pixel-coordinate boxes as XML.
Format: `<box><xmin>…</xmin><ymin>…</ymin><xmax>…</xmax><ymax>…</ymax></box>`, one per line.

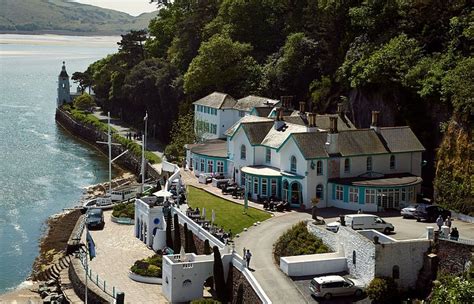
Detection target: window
<box><xmin>392</xmin><ymin>265</ymin><xmax>400</xmax><ymax>279</ymax></box>
<box><xmin>253</xmin><ymin>177</ymin><xmax>258</xmax><ymax>194</ymax></box>
<box><xmin>265</xmin><ymin>148</ymin><xmax>271</xmax><ymax>163</ymax></box>
<box><xmin>270</xmin><ymin>179</ymin><xmax>277</xmax><ymax>197</ymax></box>
<box><xmin>344</xmin><ymin>158</ymin><xmax>350</xmax><ymax>173</ymax></box>
<box><xmin>216</xmin><ymin>161</ymin><xmax>224</xmax><ymax>173</ymax></box>
<box><xmin>240</xmin><ymin>173</ymin><xmax>246</xmax><ymax>187</ymax></box>
<box><xmin>367</xmin><ymin>156</ymin><xmax>373</xmax><ymax>172</ymax></box>
<box><xmin>200</xmin><ymin>159</ymin><xmax>204</xmax><ymax>172</ymax></box>
<box><xmin>207</xmin><ymin>160</ymin><xmax>213</xmax><ymax>173</ymax></box>
<box><xmin>335</xmin><ymin>185</ymin><xmax>343</xmax><ymax>201</ymax></box>
<box><xmin>408</xmin><ymin>187</ymin><xmax>415</xmax><ymax>202</ymax></box>
<box><xmin>390</xmin><ymin>155</ymin><xmax>396</xmax><ymax>170</ymax></box>
<box><xmin>316</xmin><ymin>161</ymin><xmax>323</xmax><ymax>175</ymax></box>
<box><xmin>349</xmin><ymin>187</ymin><xmax>359</xmax><ymax>203</ymax></box>
<box><xmin>365</xmin><ymin>189</ymin><xmax>376</xmax><ymax>204</ymax></box>
<box><xmin>240</xmin><ymin>145</ymin><xmax>246</xmax><ymax>160</ymax></box>
<box><xmin>290</xmin><ymin>156</ymin><xmax>297</xmax><ymax>173</ymax></box>
<box><xmin>261</xmin><ymin>179</ymin><xmax>267</xmax><ymax>196</ymax></box>
<box><xmin>316</xmin><ymin>184</ymin><xmax>323</xmax><ymax>199</ymax></box>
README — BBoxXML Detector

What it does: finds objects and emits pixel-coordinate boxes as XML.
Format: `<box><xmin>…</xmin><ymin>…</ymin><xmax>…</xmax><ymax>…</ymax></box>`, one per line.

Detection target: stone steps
<box><xmin>38</xmin><ymin>254</ymin><xmax>73</xmax><ymax>282</ymax></box>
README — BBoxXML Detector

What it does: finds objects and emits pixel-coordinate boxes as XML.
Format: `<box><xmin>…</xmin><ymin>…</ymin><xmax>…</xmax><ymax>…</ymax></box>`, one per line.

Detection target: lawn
<box><xmin>187</xmin><ymin>186</ymin><xmax>271</xmax><ymax>234</ymax></box>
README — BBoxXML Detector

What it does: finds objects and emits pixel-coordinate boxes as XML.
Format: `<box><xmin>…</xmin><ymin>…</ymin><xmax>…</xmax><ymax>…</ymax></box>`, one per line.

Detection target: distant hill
<box><xmin>0</xmin><ymin>0</ymin><xmax>158</xmax><ymax>35</ymax></box>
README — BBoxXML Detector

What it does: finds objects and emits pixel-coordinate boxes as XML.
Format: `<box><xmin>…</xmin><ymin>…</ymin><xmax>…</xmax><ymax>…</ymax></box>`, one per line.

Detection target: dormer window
<box><xmin>316</xmin><ymin>161</ymin><xmax>323</xmax><ymax>175</ymax></box>
<box><xmin>290</xmin><ymin>156</ymin><xmax>297</xmax><ymax>173</ymax></box>
<box><xmin>390</xmin><ymin>155</ymin><xmax>396</xmax><ymax>170</ymax></box>
<box><xmin>367</xmin><ymin>156</ymin><xmax>373</xmax><ymax>172</ymax></box>
<box><xmin>240</xmin><ymin>145</ymin><xmax>246</xmax><ymax>160</ymax></box>
<box><xmin>344</xmin><ymin>158</ymin><xmax>350</xmax><ymax>173</ymax></box>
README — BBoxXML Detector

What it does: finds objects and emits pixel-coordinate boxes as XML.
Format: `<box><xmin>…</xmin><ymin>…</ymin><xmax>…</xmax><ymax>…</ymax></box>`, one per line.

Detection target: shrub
<box><xmin>73</xmin><ymin>93</ymin><xmax>95</xmax><ymax>111</ymax></box>
<box><xmin>173</xmin><ymin>214</ymin><xmax>181</xmax><ymax>253</ymax></box>
<box><xmin>431</xmin><ymin>274</ymin><xmax>474</xmax><ymax>303</ymax></box>
<box><xmin>366</xmin><ymin>277</ymin><xmax>399</xmax><ymax>304</ymax></box>
<box><xmin>130</xmin><ymin>254</ymin><xmax>163</xmax><ymax>277</ymax></box>
<box><xmin>213</xmin><ymin>246</ymin><xmax>226</xmax><ymax>302</ymax></box>
<box><xmin>112</xmin><ymin>202</ymin><xmax>134</xmax><ymax>219</ymax></box>
<box><xmin>190</xmin><ymin>299</ymin><xmax>221</xmax><ymax>304</ymax></box>
<box><xmin>273</xmin><ymin>221</ymin><xmax>330</xmax><ymax>263</ymax></box>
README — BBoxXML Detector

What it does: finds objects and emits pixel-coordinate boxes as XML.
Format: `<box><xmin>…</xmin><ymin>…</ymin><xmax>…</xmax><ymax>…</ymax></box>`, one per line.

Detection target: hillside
<box><xmin>0</xmin><ymin>0</ymin><xmax>158</xmax><ymax>35</ymax></box>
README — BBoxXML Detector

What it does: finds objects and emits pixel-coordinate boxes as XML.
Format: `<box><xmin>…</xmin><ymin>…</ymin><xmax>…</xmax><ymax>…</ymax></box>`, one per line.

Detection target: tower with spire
<box><xmin>57</xmin><ymin>61</ymin><xmax>71</xmax><ymax>107</ymax></box>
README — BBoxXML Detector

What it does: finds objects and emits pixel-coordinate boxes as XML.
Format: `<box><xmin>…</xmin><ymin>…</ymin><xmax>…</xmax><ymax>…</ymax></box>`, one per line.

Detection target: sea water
<box><xmin>0</xmin><ymin>34</ymin><xmax>119</xmax><ymax>293</ymax></box>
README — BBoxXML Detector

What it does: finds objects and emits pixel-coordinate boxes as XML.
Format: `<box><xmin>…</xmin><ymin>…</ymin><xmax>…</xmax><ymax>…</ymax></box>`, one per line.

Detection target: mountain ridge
<box><xmin>0</xmin><ymin>0</ymin><xmax>158</xmax><ymax>35</ymax></box>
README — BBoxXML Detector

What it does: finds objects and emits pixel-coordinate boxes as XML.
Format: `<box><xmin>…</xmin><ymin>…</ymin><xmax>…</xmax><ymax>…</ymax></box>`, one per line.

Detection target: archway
<box><xmin>290</xmin><ymin>182</ymin><xmax>302</xmax><ymax>207</ymax></box>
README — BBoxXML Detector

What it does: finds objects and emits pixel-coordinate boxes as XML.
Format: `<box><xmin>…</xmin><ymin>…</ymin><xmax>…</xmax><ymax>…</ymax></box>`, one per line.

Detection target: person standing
<box><xmin>242</xmin><ymin>247</ymin><xmax>246</xmax><ymax>263</ymax></box>
<box><xmin>436</xmin><ymin>215</ymin><xmax>444</xmax><ymax>231</ymax></box>
<box><xmin>245</xmin><ymin>249</ymin><xmax>252</xmax><ymax>269</ymax></box>
<box><xmin>445</xmin><ymin>216</ymin><xmax>452</xmax><ymax>229</ymax></box>
<box><xmin>450</xmin><ymin>227</ymin><xmax>459</xmax><ymax>241</ymax></box>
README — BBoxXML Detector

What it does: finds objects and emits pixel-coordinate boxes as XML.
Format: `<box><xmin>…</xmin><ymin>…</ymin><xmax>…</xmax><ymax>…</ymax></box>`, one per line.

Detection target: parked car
<box><xmin>345</xmin><ymin>214</ymin><xmax>394</xmax><ymax>234</ymax></box>
<box><xmin>414</xmin><ymin>205</ymin><xmax>451</xmax><ymax>222</ymax></box>
<box><xmin>326</xmin><ymin>221</ymin><xmax>341</xmax><ymax>232</ymax></box>
<box><xmin>309</xmin><ymin>275</ymin><xmax>365</xmax><ymax>300</ymax></box>
<box><xmin>86</xmin><ymin>208</ymin><xmax>104</xmax><ymax>229</ymax></box>
<box><xmin>400</xmin><ymin>204</ymin><xmax>420</xmax><ymax>218</ymax></box>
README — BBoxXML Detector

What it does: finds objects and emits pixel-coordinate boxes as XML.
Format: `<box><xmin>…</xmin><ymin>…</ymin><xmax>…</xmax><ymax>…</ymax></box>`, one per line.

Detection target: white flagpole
<box><xmin>85</xmin><ymin>226</ymin><xmax>89</xmax><ymax>304</ymax></box>
<box><xmin>108</xmin><ymin>112</ymin><xmax>112</xmax><ymax>194</ymax></box>
<box><xmin>141</xmin><ymin>134</ymin><xmax>145</xmax><ymax>193</ymax></box>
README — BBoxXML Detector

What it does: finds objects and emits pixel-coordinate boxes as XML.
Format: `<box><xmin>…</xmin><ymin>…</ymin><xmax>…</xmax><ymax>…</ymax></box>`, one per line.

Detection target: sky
<box><xmin>73</xmin><ymin>0</ymin><xmax>158</xmax><ymax>16</ymax></box>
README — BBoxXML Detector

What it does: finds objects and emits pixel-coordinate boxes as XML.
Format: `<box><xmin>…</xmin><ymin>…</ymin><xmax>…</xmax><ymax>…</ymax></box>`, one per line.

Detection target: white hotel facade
<box><xmin>186</xmin><ymin>92</ymin><xmax>425</xmax><ymax>212</ymax></box>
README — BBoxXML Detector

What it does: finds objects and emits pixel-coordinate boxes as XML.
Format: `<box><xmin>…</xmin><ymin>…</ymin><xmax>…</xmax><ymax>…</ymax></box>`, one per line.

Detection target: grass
<box><xmin>186</xmin><ymin>186</ymin><xmax>271</xmax><ymax>234</ymax></box>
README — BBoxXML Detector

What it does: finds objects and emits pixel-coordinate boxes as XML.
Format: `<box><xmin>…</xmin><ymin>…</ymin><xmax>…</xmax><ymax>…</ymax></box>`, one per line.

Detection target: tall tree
<box><xmin>212</xmin><ymin>246</ymin><xmax>226</xmax><ymax>302</ymax></box>
<box><xmin>173</xmin><ymin>214</ymin><xmax>181</xmax><ymax>253</ymax></box>
<box><xmin>117</xmin><ymin>30</ymin><xmax>147</xmax><ymax>67</ymax></box>
<box><xmin>165</xmin><ymin>212</ymin><xmax>173</xmax><ymax>249</ymax></box>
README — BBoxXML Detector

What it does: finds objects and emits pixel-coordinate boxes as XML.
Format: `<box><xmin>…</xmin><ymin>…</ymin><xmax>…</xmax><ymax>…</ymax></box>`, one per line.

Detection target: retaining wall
<box><xmin>55</xmin><ymin>108</ymin><xmax>160</xmax><ymax>180</ymax></box>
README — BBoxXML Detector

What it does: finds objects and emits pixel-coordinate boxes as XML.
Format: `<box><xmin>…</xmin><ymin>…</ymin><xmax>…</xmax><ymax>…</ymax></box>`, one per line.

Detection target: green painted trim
<box><xmin>327</xmin><ymin>182</ymin><xmax>422</xmax><ymax>189</ymax></box>
<box><xmin>191</xmin><ymin>151</ymin><xmax>227</xmax><ymax>160</ymax></box>
<box><xmin>275</xmin><ymin>134</ymin><xmax>294</xmax><ymax>152</ymax></box>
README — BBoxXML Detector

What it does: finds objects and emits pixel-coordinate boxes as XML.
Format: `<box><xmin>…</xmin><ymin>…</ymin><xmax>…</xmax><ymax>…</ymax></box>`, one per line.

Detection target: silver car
<box><xmin>309</xmin><ymin>275</ymin><xmax>364</xmax><ymax>300</ymax></box>
<box><xmin>401</xmin><ymin>204</ymin><xmax>419</xmax><ymax>218</ymax></box>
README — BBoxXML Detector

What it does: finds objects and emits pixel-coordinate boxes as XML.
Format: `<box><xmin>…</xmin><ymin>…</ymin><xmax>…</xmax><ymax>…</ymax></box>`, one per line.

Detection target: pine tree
<box><xmin>204</xmin><ymin>239</ymin><xmax>211</xmax><ymax>255</ymax></box>
<box><xmin>213</xmin><ymin>246</ymin><xmax>227</xmax><ymax>302</ymax></box>
<box><xmin>173</xmin><ymin>213</ymin><xmax>181</xmax><ymax>253</ymax></box>
<box><xmin>165</xmin><ymin>212</ymin><xmax>173</xmax><ymax>249</ymax></box>
<box><xmin>183</xmin><ymin>223</ymin><xmax>189</xmax><ymax>252</ymax></box>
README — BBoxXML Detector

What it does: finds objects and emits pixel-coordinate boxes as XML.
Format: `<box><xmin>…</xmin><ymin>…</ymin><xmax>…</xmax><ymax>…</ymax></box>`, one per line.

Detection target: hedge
<box><xmin>130</xmin><ymin>254</ymin><xmax>163</xmax><ymax>277</ymax></box>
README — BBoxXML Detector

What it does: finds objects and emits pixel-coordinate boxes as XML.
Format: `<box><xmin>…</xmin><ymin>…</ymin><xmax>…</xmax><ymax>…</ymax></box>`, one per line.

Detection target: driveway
<box><xmin>234</xmin><ymin>211</ymin><xmax>311</xmax><ymax>304</ymax></box>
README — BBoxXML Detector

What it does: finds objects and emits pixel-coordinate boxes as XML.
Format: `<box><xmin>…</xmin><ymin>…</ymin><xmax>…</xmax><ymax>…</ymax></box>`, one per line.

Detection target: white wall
<box><xmin>195</xmin><ymin>104</ymin><xmax>220</xmax><ymax>140</ymax></box>
<box><xmin>280</xmin><ymin>254</ymin><xmax>347</xmax><ymax>276</ymax></box>
<box><xmin>218</xmin><ymin>109</ymin><xmax>237</xmax><ymax>138</ymax></box>
<box><xmin>305</xmin><ymin>159</ymin><xmax>329</xmax><ymax>208</ymax></box>
<box><xmin>228</xmin><ymin>128</ymin><xmax>254</xmax><ymax>186</ymax></box>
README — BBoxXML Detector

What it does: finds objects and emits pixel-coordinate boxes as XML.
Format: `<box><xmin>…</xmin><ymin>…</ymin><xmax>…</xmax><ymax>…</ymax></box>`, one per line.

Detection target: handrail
<box><xmin>439</xmin><ymin>235</ymin><xmax>474</xmax><ymax>246</ymax></box>
<box><xmin>78</xmin><ymin>248</ymin><xmax>121</xmax><ymax>299</ymax></box>
<box><xmin>232</xmin><ymin>253</ymin><xmax>272</xmax><ymax>304</ymax></box>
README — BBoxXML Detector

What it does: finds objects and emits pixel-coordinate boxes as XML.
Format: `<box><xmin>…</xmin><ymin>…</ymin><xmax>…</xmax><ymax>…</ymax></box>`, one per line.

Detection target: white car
<box><xmin>309</xmin><ymin>275</ymin><xmax>365</xmax><ymax>300</ymax></box>
<box><xmin>326</xmin><ymin>221</ymin><xmax>341</xmax><ymax>232</ymax></box>
<box><xmin>400</xmin><ymin>204</ymin><xmax>419</xmax><ymax>218</ymax></box>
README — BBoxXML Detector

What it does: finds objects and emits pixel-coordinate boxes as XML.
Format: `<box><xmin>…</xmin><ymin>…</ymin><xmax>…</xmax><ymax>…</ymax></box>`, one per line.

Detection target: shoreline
<box><xmin>0</xmin><ymin>172</ymin><xmax>136</xmax><ymax>301</ymax></box>
<box><xmin>0</xmin><ymin>30</ymin><xmax>124</xmax><ymax>37</ymax></box>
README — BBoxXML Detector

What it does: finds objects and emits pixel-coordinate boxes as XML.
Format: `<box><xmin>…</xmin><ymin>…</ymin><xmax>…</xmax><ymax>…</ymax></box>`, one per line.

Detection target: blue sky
<box><xmin>74</xmin><ymin>0</ymin><xmax>158</xmax><ymax>16</ymax></box>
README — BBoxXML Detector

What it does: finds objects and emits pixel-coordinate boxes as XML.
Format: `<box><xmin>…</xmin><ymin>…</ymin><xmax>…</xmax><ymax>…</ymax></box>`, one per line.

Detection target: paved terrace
<box><xmin>83</xmin><ymin>211</ymin><xmax>167</xmax><ymax>304</ymax></box>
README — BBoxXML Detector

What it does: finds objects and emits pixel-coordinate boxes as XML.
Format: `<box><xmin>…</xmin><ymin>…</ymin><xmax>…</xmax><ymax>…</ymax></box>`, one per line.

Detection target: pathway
<box><xmin>83</xmin><ymin>211</ymin><xmax>167</xmax><ymax>304</ymax></box>
<box><xmin>233</xmin><ymin>211</ymin><xmax>312</xmax><ymax>304</ymax></box>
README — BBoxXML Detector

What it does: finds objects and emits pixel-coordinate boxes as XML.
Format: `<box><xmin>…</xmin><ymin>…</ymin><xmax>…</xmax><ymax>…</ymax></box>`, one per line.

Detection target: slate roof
<box><xmin>234</xmin><ymin>95</ymin><xmax>278</xmax><ymax>111</ymax></box>
<box><xmin>242</xmin><ymin>122</ymin><xmax>274</xmax><ymax>145</ymax></box>
<box><xmin>253</xmin><ymin>107</ymin><xmax>273</xmax><ymax>117</ymax></box>
<box><xmin>193</xmin><ymin>92</ymin><xmax>237</xmax><ymax>109</ymax></box>
<box><xmin>261</xmin><ymin>123</ymin><xmax>307</xmax><ymax>149</ymax></box>
<box><xmin>337</xmin><ymin>129</ymin><xmax>388</xmax><ymax>156</ymax></box>
<box><xmin>292</xmin><ymin>132</ymin><xmax>329</xmax><ymax>159</ymax></box>
<box><xmin>225</xmin><ymin>115</ymin><xmax>272</xmax><ymax>137</ymax></box>
<box><xmin>379</xmin><ymin>127</ymin><xmax>425</xmax><ymax>153</ymax></box>
<box><xmin>280</xmin><ymin>114</ymin><xmax>355</xmax><ymax>131</ymax></box>
<box><xmin>185</xmin><ymin>139</ymin><xmax>227</xmax><ymax>158</ymax></box>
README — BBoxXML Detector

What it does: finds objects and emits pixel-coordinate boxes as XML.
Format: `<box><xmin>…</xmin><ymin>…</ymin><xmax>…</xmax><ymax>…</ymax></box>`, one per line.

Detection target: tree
<box><xmin>164</xmin><ymin>111</ymin><xmax>196</xmax><ymax>162</ymax></box>
<box><xmin>71</xmin><ymin>71</ymin><xmax>92</xmax><ymax>93</ymax></box>
<box><xmin>183</xmin><ymin>223</ymin><xmax>189</xmax><ymax>252</ymax></box>
<box><xmin>73</xmin><ymin>93</ymin><xmax>95</xmax><ymax>112</ymax></box>
<box><xmin>184</xmin><ymin>33</ymin><xmax>261</xmax><ymax>97</ymax></box>
<box><xmin>173</xmin><ymin>214</ymin><xmax>181</xmax><ymax>253</ymax></box>
<box><xmin>203</xmin><ymin>239</ymin><xmax>211</xmax><ymax>255</ymax></box>
<box><xmin>117</xmin><ymin>30</ymin><xmax>147</xmax><ymax>67</ymax></box>
<box><xmin>431</xmin><ymin>275</ymin><xmax>474</xmax><ymax>303</ymax></box>
<box><xmin>165</xmin><ymin>212</ymin><xmax>173</xmax><ymax>249</ymax></box>
<box><xmin>212</xmin><ymin>246</ymin><xmax>226</xmax><ymax>302</ymax></box>
<box><xmin>366</xmin><ymin>277</ymin><xmax>399</xmax><ymax>304</ymax></box>
<box><xmin>187</xmin><ymin>229</ymin><xmax>197</xmax><ymax>254</ymax></box>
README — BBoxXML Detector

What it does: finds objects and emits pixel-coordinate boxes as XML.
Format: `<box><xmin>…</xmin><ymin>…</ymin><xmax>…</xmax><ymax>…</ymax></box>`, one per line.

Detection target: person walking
<box><xmin>245</xmin><ymin>249</ymin><xmax>252</xmax><ymax>269</ymax></box>
<box><xmin>436</xmin><ymin>215</ymin><xmax>444</xmax><ymax>231</ymax></box>
<box><xmin>445</xmin><ymin>216</ymin><xmax>452</xmax><ymax>229</ymax></box>
<box><xmin>242</xmin><ymin>247</ymin><xmax>246</xmax><ymax>263</ymax></box>
<box><xmin>450</xmin><ymin>227</ymin><xmax>459</xmax><ymax>241</ymax></box>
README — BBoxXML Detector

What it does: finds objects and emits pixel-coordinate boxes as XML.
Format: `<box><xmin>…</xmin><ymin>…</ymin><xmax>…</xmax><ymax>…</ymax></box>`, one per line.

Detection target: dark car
<box><xmin>86</xmin><ymin>208</ymin><xmax>104</xmax><ymax>229</ymax></box>
<box><xmin>414</xmin><ymin>205</ymin><xmax>451</xmax><ymax>222</ymax></box>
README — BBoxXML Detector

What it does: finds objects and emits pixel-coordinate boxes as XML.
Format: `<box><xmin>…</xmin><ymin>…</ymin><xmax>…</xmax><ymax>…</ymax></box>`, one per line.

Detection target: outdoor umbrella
<box><xmin>202</xmin><ymin>207</ymin><xmax>206</xmax><ymax>219</ymax></box>
<box><xmin>153</xmin><ymin>189</ymin><xmax>173</xmax><ymax>197</ymax></box>
<box><xmin>212</xmin><ymin>209</ymin><xmax>216</xmax><ymax>224</ymax></box>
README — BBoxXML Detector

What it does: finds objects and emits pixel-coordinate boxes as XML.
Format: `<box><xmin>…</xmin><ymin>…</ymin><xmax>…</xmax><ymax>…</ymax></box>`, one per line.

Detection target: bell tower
<box><xmin>57</xmin><ymin>61</ymin><xmax>71</xmax><ymax>107</ymax></box>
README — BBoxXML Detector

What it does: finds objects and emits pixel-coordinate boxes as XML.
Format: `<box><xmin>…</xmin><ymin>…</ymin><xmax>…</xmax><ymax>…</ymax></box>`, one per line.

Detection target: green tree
<box><xmin>431</xmin><ymin>275</ymin><xmax>474</xmax><ymax>304</ymax></box>
<box><xmin>173</xmin><ymin>214</ymin><xmax>181</xmax><ymax>253</ymax></box>
<box><xmin>117</xmin><ymin>30</ymin><xmax>147</xmax><ymax>67</ymax></box>
<box><xmin>73</xmin><ymin>93</ymin><xmax>95</xmax><ymax>111</ymax></box>
<box><xmin>164</xmin><ymin>111</ymin><xmax>196</xmax><ymax>162</ymax></box>
<box><xmin>71</xmin><ymin>71</ymin><xmax>92</xmax><ymax>93</ymax></box>
<box><xmin>183</xmin><ymin>223</ymin><xmax>189</xmax><ymax>252</ymax></box>
<box><xmin>212</xmin><ymin>246</ymin><xmax>226</xmax><ymax>302</ymax></box>
<box><xmin>366</xmin><ymin>277</ymin><xmax>399</xmax><ymax>304</ymax></box>
<box><xmin>165</xmin><ymin>213</ymin><xmax>173</xmax><ymax>249</ymax></box>
<box><xmin>184</xmin><ymin>34</ymin><xmax>261</xmax><ymax>97</ymax></box>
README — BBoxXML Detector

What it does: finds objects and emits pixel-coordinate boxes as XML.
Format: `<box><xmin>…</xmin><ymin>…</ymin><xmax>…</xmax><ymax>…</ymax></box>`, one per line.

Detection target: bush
<box><xmin>430</xmin><ymin>274</ymin><xmax>474</xmax><ymax>303</ymax></box>
<box><xmin>366</xmin><ymin>277</ymin><xmax>399</xmax><ymax>304</ymax></box>
<box><xmin>190</xmin><ymin>299</ymin><xmax>221</xmax><ymax>304</ymax></box>
<box><xmin>273</xmin><ymin>221</ymin><xmax>330</xmax><ymax>263</ymax></box>
<box><xmin>73</xmin><ymin>93</ymin><xmax>96</xmax><ymax>111</ymax></box>
<box><xmin>130</xmin><ymin>254</ymin><xmax>163</xmax><ymax>277</ymax></box>
<box><xmin>112</xmin><ymin>202</ymin><xmax>134</xmax><ymax>219</ymax></box>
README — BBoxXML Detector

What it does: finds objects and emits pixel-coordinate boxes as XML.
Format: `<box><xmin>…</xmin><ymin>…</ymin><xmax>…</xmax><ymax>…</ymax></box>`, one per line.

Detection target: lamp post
<box><xmin>141</xmin><ymin>112</ymin><xmax>148</xmax><ymax>193</ymax></box>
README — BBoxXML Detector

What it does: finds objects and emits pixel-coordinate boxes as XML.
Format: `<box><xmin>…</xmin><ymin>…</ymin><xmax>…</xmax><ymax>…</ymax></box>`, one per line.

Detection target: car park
<box><xmin>414</xmin><ymin>205</ymin><xmax>451</xmax><ymax>222</ymax></box>
<box><xmin>309</xmin><ymin>275</ymin><xmax>364</xmax><ymax>300</ymax></box>
<box><xmin>86</xmin><ymin>208</ymin><xmax>104</xmax><ymax>229</ymax></box>
<box><xmin>401</xmin><ymin>204</ymin><xmax>420</xmax><ymax>218</ymax></box>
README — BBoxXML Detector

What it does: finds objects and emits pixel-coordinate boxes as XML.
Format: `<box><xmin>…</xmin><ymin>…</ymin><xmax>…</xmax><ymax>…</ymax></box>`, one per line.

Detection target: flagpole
<box><xmin>85</xmin><ymin>226</ymin><xmax>88</xmax><ymax>304</ymax></box>
<box><xmin>108</xmin><ymin>112</ymin><xmax>112</xmax><ymax>194</ymax></box>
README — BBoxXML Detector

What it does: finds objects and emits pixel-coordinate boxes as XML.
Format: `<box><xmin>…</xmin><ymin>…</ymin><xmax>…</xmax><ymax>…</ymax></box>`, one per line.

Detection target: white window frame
<box><xmin>290</xmin><ymin>156</ymin><xmax>297</xmax><ymax>173</ymax></box>
<box><xmin>316</xmin><ymin>160</ymin><xmax>323</xmax><ymax>175</ymax></box>
<box><xmin>390</xmin><ymin>155</ymin><xmax>396</xmax><ymax>170</ymax></box>
<box><xmin>240</xmin><ymin>145</ymin><xmax>246</xmax><ymax>160</ymax></box>
<box><xmin>335</xmin><ymin>185</ymin><xmax>343</xmax><ymax>201</ymax></box>
<box><xmin>349</xmin><ymin>187</ymin><xmax>359</xmax><ymax>203</ymax></box>
<box><xmin>265</xmin><ymin>148</ymin><xmax>271</xmax><ymax>164</ymax></box>
<box><xmin>344</xmin><ymin>159</ymin><xmax>350</xmax><ymax>173</ymax></box>
<box><xmin>367</xmin><ymin>156</ymin><xmax>373</xmax><ymax>172</ymax></box>
<box><xmin>207</xmin><ymin>160</ymin><xmax>214</xmax><ymax>173</ymax></box>
<box><xmin>216</xmin><ymin>161</ymin><xmax>224</xmax><ymax>173</ymax></box>
<box><xmin>365</xmin><ymin>189</ymin><xmax>376</xmax><ymax>204</ymax></box>
<box><xmin>253</xmin><ymin>177</ymin><xmax>259</xmax><ymax>194</ymax></box>
<box><xmin>261</xmin><ymin>178</ymin><xmax>267</xmax><ymax>196</ymax></box>
<box><xmin>270</xmin><ymin>179</ymin><xmax>277</xmax><ymax>197</ymax></box>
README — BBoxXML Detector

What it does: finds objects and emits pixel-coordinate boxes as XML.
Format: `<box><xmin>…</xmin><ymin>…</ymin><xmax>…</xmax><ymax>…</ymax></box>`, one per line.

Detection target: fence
<box><xmin>439</xmin><ymin>235</ymin><xmax>474</xmax><ymax>246</ymax></box>
<box><xmin>78</xmin><ymin>248</ymin><xmax>122</xmax><ymax>299</ymax></box>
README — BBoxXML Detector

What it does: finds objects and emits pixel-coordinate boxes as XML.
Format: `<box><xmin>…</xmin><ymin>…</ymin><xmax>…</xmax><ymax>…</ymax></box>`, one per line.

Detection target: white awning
<box><xmin>241</xmin><ymin>166</ymin><xmax>281</xmax><ymax>177</ymax></box>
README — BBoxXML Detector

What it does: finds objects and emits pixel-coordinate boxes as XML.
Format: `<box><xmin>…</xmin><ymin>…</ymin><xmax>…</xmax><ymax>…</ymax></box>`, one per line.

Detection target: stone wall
<box><xmin>55</xmin><ymin>108</ymin><xmax>160</xmax><ymax>180</ymax></box>
<box><xmin>176</xmin><ymin>223</ymin><xmax>207</xmax><ymax>255</ymax></box>
<box><xmin>227</xmin><ymin>265</ymin><xmax>262</xmax><ymax>304</ymax></box>
<box><xmin>307</xmin><ymin>223</ymin><xmax>339</xmax><ymax>251</ymax></box>
<box><xmin>68</xmin><ymin>257</ymin><xmax>113</xmax><ymax>304</ymax></box>
<box><xmin>437</xmin><ymin>239</ymin><xmax>473</xmax><ymax>275</ymax></box>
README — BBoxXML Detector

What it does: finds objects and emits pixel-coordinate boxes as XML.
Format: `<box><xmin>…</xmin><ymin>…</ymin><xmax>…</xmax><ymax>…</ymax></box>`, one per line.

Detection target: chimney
<box><xmin>299</xmin><ymin>102</ymin><xmax>305</xmax><ymax>114</ymax></box>
<box><xmin>274</xmin><ymin>107</ymin><xmax>285</xmax><ymax>130</ymax></box>
<box><xmin>325</xmin><ymin>116</ymin><xmax>339</xmax><ymax>154</ymax></box>
<box><xmin>306</xmin><ymin>113</ymin><xmax>317</xmax><ymax>132</ymax></box>
<box><xmin>337</xmin><ymin>103</ymin><xmax>344</xmax><ymax>117</ymax></box>
<box><xmin>281</xmin><ymin>96</ymin><xmax>293</xmax><ymax>110</ymax></box>
<box><xmin>370</xmin><ymin>111</ymin><xmax>380</xmax><ymax>133</ymax></box>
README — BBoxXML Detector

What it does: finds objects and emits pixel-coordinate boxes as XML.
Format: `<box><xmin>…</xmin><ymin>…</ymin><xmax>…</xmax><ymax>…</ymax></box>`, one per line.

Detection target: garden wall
<box><xmin>437</xmin><ymin>239</ymin><xmax>473</xmax><ymax>275</ymax></box>
<box><xmin>68</xmin><ymin>258</ymin><xmax>113</xmax><ymax>304</ymax></box>
<box><xmin>55</xmin><ymin>108</ymin><xmax>160</xmax><ymax>180</ymax></box>
<box><xmin>227</xmin><ymin>264</ymin><xmax>263</xmax><ymax>304</ymax></box>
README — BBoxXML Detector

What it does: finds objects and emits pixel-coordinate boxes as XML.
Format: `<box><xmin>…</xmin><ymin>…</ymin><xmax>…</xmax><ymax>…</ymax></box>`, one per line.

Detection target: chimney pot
<box><xmin>371</xmin><ymin>111</ymin><xmax>380</xmax><ymax>127</ymax></box>
<box><xmin>337</xmin><ymin>103</ymin><xmax>344</xmax><ymax>117</ymax></box>
<box><xmin>329</xmin><ymin>116</ymin><xmax>338</xmax><ymax>133</ymax></box>
<box><xmin>299</xmin><ymin>101</ymin><xmax>305</xmax><ymax>114</ymax></box>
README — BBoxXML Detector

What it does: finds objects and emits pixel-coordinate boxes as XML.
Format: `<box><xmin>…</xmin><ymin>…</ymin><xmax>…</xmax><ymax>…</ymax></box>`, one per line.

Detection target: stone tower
<box><xmin>57</xmin><ymin>61</ymin><xmax>71</xmax><ymax>107</ymax></box>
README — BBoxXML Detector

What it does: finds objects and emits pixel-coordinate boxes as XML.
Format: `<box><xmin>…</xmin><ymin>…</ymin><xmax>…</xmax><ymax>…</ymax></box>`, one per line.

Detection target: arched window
<box><xmin>390</xmin><ymin>155</ymin><xmax>396</xmax><ymax>170</ymax></box>
<box><xmin>392</xmin><ymin>265</ymin><xmax>400</xmax><ymax>279</ymax></box>
<box><xmin>344</xmin><ymin>158</ymin><xmax>350</xmax><ymax>173</ymax></box>
<box><xmin>316</xmin><ymin>160</ymin><xmax>323</xmax><ymax>175</ymax></box>
<box><xmin>316</xmin><ymin>184</ymin><xmax>324</xmax><ymax>199</ymax></box>
<box><xmin>367</xmin><ymin>156</ymin><xmax>373</xmax><ymax>171</ymax></box>
<box><xmin>290</xmin><ymin>156</ymin><xmax>297</xmax><ymax>173</ymax></box>
<box><xmin>240</xmin><ymin>145</ymin><xmax>246</xmax><ymax>160</ymax></box>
